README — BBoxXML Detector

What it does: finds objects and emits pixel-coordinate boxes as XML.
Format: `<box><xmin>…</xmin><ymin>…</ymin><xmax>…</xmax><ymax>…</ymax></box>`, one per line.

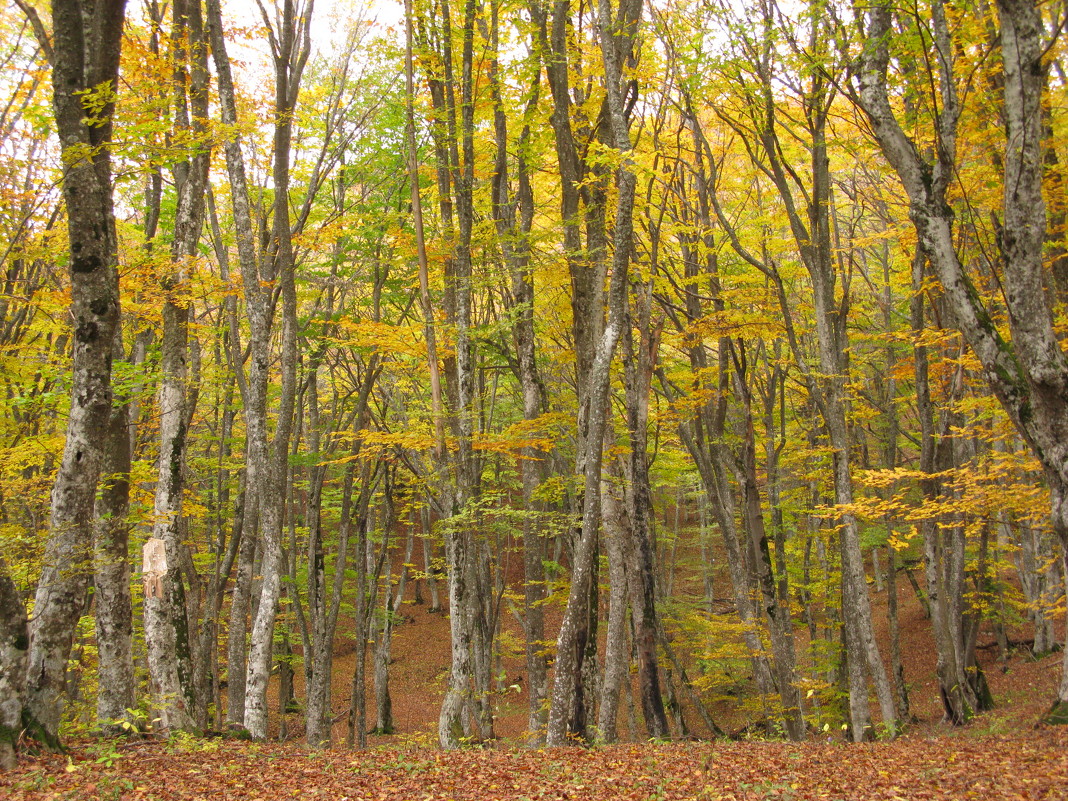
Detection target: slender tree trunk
<box><xmin>305</xmin><ymin>455</ymin><xmax>352</xmax><ymax>747</ymax></box>
<box><xmin>598</xmin><ymin>478</ymin><xmax>630</xmax><ymax>744</ymax></box>
<box><xmin>373</xmin><ymin>563</ymin><xmax>394</xmax><ymax>735</ymax></box>
<box><xmin>305</xmin><ymin>364</ymin><xmax>377</xmax><ymax>747</ymax></box>
<box><xmin>300</xmin><ymin>366</ymin><xmax>327</xmax><ymax>745</ymax></box>
<box><xmin>392</xmin><ymin>521</ymin><xmax>415</xmax><ymax>617</ymax></box>
<box><xmin>93</xmin><ymin>328</ymin><xmax>135</xmax><ymax>731</ymax></box>
<box><xmin>470</xmin><ymin>540</ymin><xmax>495</xmax><ymax>741</ymax></box>
<box><xmin>0</xmin><ymin>560</ymin><xmax>27</xmax><ymax>768</ymax></box>
<box><xmin>417</xmin><ymin>0</ymin><xmax>485</xmax><ymax>750</ymax></box>
<box><xmin>885</xmin><ymin>546</ymin><xmax>911</xmax><ymax>721</ymax></box>
<box><xmin>438</xmin><ymin>510</ymin><xmax>473</xmax><ymax>747</ymax></box>
<box><xmin>241</xmin><ymin>0</ymin><xmax>307</xmax><ymax>739</ymax></box>
<box><xmin>143</xmin><ymin>0</ymin><xmax>211</xmax><ymax>732</ymax></box>
<box><xmin>545</xmin><ymin>0</ymin><xmax>643</xmax><ymax>747</ymax></box>
<box><xmin>226</xmin><ymin>499</ymin><xmax>257</xmax><ymax>729</ymax></box>
<box><xmin>205</xmin><ymin>0</ymin><xmax>269</xmax><ymax>735</ymax></box>
<box><xmin>348</xmin><ymin>478</ymin><xmax>386</xmax><ymax>748</ymax></box>
<box><xmin>422</xmin><ymin>510</ymin><xmax>441</xmax><ymax>612</ymax></box>
<box><xmin>619</xmin><ymin>289</ymin><xmax>670</xmax><ymax>741</ymax></box>
<box><xmin>486</xmin><ymin>0</ymin><xmax>548</xmax><ymax>745</ymax></box>
<box><xmin>191</xmin><ymin>331</ymin><xmax>240</xmax><ymax>732</ymax></box>
<box><xmin>347</xmin><ymin>508</ymin><xmax>371</xmax><ymax>749</ymax></box>
<box><xmin>732</xmin><ymin>342</ymin><xmax>804</xmax><ymax>740</ymax></box>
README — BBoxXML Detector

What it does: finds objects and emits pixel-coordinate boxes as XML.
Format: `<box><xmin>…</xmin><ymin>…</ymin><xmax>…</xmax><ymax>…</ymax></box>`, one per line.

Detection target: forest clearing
<box><xmin>5</xmin><ymin>0</ymin><xmax>1068</xmax><ymax>795</ymax></box>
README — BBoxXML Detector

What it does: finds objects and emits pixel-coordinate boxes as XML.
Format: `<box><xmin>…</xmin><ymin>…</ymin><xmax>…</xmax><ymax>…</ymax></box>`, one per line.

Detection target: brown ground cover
<box><xmin>2</xmin><ymin>728</ymin><xmax>1066</xmax><ymax>800</ymax></box>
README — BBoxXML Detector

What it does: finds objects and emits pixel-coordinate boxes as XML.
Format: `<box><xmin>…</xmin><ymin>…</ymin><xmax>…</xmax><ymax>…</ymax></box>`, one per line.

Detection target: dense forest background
<box><xmin>1</xmin><ymin>0</ymin><xmax>1067</xmax><ymax>767</ymax></box>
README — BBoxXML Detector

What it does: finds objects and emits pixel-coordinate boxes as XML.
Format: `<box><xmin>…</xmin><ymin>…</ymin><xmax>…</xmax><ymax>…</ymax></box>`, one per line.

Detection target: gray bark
<box><xmin>225</xmin><ymin>497</ymin><xmax>257</xmax><ymax>728</ymax></box>
<box><xmin>545</xmin><ymin>0</ymin><xmax>642</xmax><ymax>746</ymax></box>
<box><xmin>303</xmin><ymin>452</ymin><xmax>351</xmax><ymax>748</ymax></box>
<box><xmin>25</xmin><ymin>0</ymin><xmax>126</xmax><ymax>742</ymax></box>
<box><xmin>470</xmin><ymin>540</ymin><xmax>495</xmax><ymax>741</ymax></box>
<box><xmin>403</xmin><ymin>0</ymin><xmax>445</xmax><ymax>457</ymax></box>
<box><xmin>347</xmin><ymin>475</ymin><xmax>386</xmax><ymax>748</ymax></box>
<box><xmin>304</xmin><ymin>363</ymin><xmax>377</xmax><ymax>747</ymax></box>
<box><xmin>205</xmin><ymin>0</ymin><xmax>308</xmax><ymax>739</ymax></box>
<box><xmin>373</xmin><ymin>562</ymin><xmax>395</xmax><ymax>735</ymax></box>
<box><xmin>421</xmin><ymin>510</ymin><xmax>441</xmax><ymax>612</ymax></box>
<box><xmin>1017</xmin><ymin>521</ymin><xmax>1058</xmax><ymax>652</ymax></box>
<box><xmin>731</xmin><ymin>342</ymin><xmax>805</xmax><ymax>740</ymax></box>
<box><xmin>93</xmin><ymin>328</ymin><xmax>134</xmax><ymax>730</ymax></box>
<box><xmin>0</xmin><ymin>559</ymin><xmax>27</xmax><ymax>768</ymax></box>
<box><xmin>205</xmin><ymin>0</ymin><xmax>266</xmax><ymax>733</ymax></box>
<box><xmin>598</xmin><ymin>479</ymin><xmax>630</xmax><ymax>744</ymax></box>
<box><xmin>416</xmin><ymin>0</ymin><xmax>485</xmax><ymax>750</ymax></box>
<box><xmin>619</xmin><ymin>282</ymin><xmax>670</xmax><ymax>741</ymax></box>
<box><xmin>242</xmin><ymin>0</ymin><xmax>308</xmax><ymax>741</ymax></box>
<box><xmin>143</xmin><ymin>0</ymin><xmax>210</xmax><ymax>733</ymax></box>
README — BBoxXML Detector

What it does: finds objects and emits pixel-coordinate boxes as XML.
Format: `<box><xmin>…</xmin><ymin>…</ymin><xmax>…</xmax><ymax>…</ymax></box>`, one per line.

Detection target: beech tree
<box><xmin>541</xmin><ymin>0</ymin><xmax>647</xmax><ymax>746</ymax></box>
<box><xmin>14</xmin><ymin>0</ymin><xmax>127</xmax><ymax>746</ymax></box>
<box><xmin>143</xmin><ymin>0</ymin><xmax>211</xmax><ymax>733</ymax></box>
<box><xmin>855</xmin><ymin>0</ymin><xmax>1068</xmax><ymax>721</ymax></box>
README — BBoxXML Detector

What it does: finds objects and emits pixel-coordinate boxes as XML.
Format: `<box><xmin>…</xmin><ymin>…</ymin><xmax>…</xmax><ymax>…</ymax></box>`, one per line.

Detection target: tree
<box><xmin>855</xmin><ymin>0</ymin><xmax>1068</xmax><ymax>721</ymax></box>
<box><xmin>484</xmin><ymin>0</ymin><xmax>550</xmax><ymax>744</ymax></box>
<box><xmin>143</xmin><ymin>0</ymin><xmax>211</xmax><ymax>733</ymax></box>
<box><xmin>544</xmin><ymin>0</ymin><xmax>645</xmax><ymax>746</ymax></box>
<box><xmin>16</xmin><ymin>0</ymin><xmax>127</xmax><ymax>746</ymax></box>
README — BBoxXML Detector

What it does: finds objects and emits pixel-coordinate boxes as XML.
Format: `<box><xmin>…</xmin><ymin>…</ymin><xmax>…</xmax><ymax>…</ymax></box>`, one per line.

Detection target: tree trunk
<box><xmin>205</xmin><ymin>0</ymin><xmax>269</xmax><ymax>736</ymax></box>
<box><xmin>545</xmin><ymin>0</ymin><xmax>643</xmax><ymax>747</ymax></box>
<box><xmin>25</xmin><ymin>0</ymin><xmax>126</xmax><ymax>742</ymax></box>
<box><xmin>416</xmin><ymin>0</ymin><xmax>486</xmax><ymax>750</ymax></box>
<box><xmin>373</xmin><ymin>568</ymin><xmax>395</xmax><ymax>736</ymax></box>
<box><xmin>0</xmin><ymin>560</ymin><xmax>27</xmax><ymax>768</ymax></box>
<box><xmin>306</xmin><ymin>363</ymin><xmax>377</xmax><ymax>746</ymax></box>
<box><xmin>731</xmin><ymin>341</ymin><xmax>805</xmax><ymax>740</ymax></box>
<box><xmin>486</xmin><ymin>0</ymin><xmax>548</xmax><ymax>745</ymax></box>
<box><xmin>438</xmin><ymin>508</ymin><xmax>474</xmax><ymax>747</ymax></box>
<box><xmin>619</xmin><ymin>284</ymin><xmax>670</xmax><ymax>741</ymax></box>
<box><xmin>470</xmin><ymin>541</ymin><xmax>496</xmax><ymax>741</ymax></box>
<box><xmin>143</xmin><ymin>0</ymin><xmax>211</xmax><ymax>733</ymax></box>
<box><xmin>421</xmin><ymin>510</ymin><xmax>441</xmax><ymax>612</ymax></box>
<box><xmin>598</xmin><ymin>479</ymin><xmax>630</xmax><ymax>744</ymax></box>
<box><xmin>305</xmin><ymin>455</ymin><xmax>352</xmax><ymax>747</ymax></box>
<box><xmin>241</xmin><ymin>0</ymin><xmax>306</xmax><ymax>740</ymax></box>
<box><xmin>93</xmin><ymin>328</ymin><xmax>134</xmax><ymax>731</ymax></box>
<box><xmin>348</xmin><ymin>479</ymin><xmax>387</xmax><ymax>748</ymax></box>
<box><xmin>226</xmin><ymin>499</ymin><xmax>257</xmax><ymax>729</ymax></box>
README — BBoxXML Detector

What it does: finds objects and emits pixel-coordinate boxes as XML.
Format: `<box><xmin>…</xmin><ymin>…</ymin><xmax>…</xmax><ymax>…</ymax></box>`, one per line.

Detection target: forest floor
<box><xmin>2</xmin><ymin>728</ymin><xmax>1067</xmax><ymax>800</ymax></box>
<box><xmin>3</xmin><ymin>569</ymin><xmax>1068</xmax><ymax>799</ymax></box>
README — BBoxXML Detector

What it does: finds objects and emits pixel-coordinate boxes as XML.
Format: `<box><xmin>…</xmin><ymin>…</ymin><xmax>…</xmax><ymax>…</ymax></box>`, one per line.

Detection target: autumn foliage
<box><xmin>2</xmin><ymin>0</ymin><xmax>1068</xmax><ymax>795</ymax></box>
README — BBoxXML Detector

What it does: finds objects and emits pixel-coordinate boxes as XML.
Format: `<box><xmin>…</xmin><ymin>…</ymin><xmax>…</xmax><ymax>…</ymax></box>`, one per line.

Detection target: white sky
<box><xmin>219</xmin><ymin>0</ymin><xmax>404</xmax><ymax>59</ymax></box>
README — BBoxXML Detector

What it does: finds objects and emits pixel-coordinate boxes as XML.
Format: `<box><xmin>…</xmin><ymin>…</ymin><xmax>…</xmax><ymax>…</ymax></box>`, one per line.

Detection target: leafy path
<box><xmin>3</xmin><ymin>729</ymin><xmax>1067</xmax><ymax>800</ymax></box>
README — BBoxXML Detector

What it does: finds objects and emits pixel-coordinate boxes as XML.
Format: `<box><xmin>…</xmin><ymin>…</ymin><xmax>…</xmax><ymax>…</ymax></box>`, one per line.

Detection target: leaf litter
<box><xmin>2</xmin><ymin>728</ymin><xmax>1066</xmax><ymax>800</ymax></box>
